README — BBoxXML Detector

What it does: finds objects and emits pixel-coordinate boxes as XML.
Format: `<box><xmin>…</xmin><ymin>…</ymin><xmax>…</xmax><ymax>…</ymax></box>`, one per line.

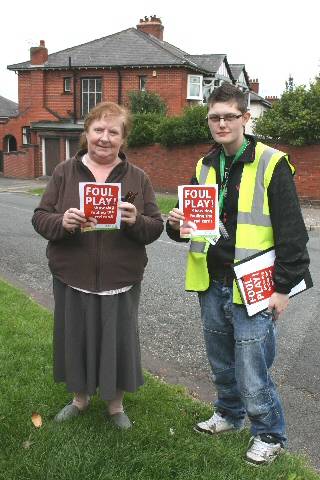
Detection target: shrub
<box><xmin>155</xmin><ymin>116</ymin><xmax>187</xmax><ymax>146</ymax></box>
<box><xmin>157</xmin><ymin>105</ymin><xmax>211</xmax><ymax>147</ymax></box>
<box><xmin>128</xmin><ymin>91</ymin><xmax>167</xmax><ymax>115</ymax></box>
<box><xmin>183</xmin><ymin>105</ymin><xmax>212</xmax><ymax>144</ymax></box>
<box><xmin>127</xmin><ymin>113</ymin><xmax>163</xmax><ymax>147</ymax></box>
<box><xmin>254</xmin><ymin>81</ymin><xmax>320</xmax><ymax>146</ymax></box>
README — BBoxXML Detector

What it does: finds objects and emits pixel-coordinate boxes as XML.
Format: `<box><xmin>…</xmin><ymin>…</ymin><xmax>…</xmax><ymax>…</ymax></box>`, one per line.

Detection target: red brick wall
<box><xmin>13</xmin><ymin>67</ymin><xmax>193</xmax><ymax>121</ymax></box>
<box><xmin>0</xmin><ymin>110</ymin><xmax>54</xmax><ymax>153</ymax></box>
<box><xmin>19</xmin><ymin>72</ymin><xmax>32</xmax><ymax>111</ymax></box>
<box><xmin>2</xmin><ymin>139</ymin><xmax>320</xmax><ymax>202</ymax></box>
<box><xmin>126</xmin><ymin>142</ymin><xmax>320</xmax><ymax>202</ymax></box>
<box><xmin>275</xmin><ymin>143</ymin><xmax>320</xmax><ymax>202</ymax></box>
<box><xmin>3</xmin><ymin>145</ymin><xmax>39</xmax><ymax>178</ymax></box>
<box><xmin>120</xmin><ymin>68</ymin><xmax>189</xmax><ymax>115</ymax></box>
<box><xmin>127</xmin><ymin>143</ymin><xmax>212</xmax><ymax>192</ymax></box>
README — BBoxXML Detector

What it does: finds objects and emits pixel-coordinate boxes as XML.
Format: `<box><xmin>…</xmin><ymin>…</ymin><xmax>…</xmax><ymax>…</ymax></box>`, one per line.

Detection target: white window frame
<box><xmin>187</xmin><ymin>74</ymin><xmax>203</xmax><ymax>100</ymax></box>
<box><xmin>65</xmin><ymin>138</ymin><xmax>70</xmax><ymax>160</ymax></box>
<box><xmin>81</xmin><ymin>78</ymin><xmax>102</xmax><ymax>117</ymax></box>
<box><xmin>22</xmin><ymin>126</ymin><xmax>31</xmax><ymax>145</ymax></box>
<box><xmin>64</xmin><ymin>77</ymin><xmax>72</xmax><ymax>93</ymax></box>
<box><xmin>139</xmin><ymin>75</ymin><xmax>147</xmax><ymax>91</ymax></box>
<box><xmin>41</xmin><ymin>137</ymin><xmax>46</xmax><ymax>176</ymax></box>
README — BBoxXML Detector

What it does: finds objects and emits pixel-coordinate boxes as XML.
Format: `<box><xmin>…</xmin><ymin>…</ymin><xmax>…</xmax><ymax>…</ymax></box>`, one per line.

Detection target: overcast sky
<box><xmin>1</xmin><ymin>0</ymin><xmax>319</xmax><ymax>103</ymax></box>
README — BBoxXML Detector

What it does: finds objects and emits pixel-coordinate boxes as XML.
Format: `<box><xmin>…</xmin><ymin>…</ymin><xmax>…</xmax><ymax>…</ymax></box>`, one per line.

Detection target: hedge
<box><xmin>128</xmin><ymin>106</ymin><xmax>211</xmax><ymax>147</ymax></box>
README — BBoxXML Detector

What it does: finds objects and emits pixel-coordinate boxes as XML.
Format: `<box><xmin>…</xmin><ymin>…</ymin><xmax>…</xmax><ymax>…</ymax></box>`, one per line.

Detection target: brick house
<box><xmin>1</xmin><ymin>16</ymin><xmax>255</xmax><ymax>178</ymax></box>
<box><xmin>0</xmin><ymin>95</ymin><xmax>18</xmax><ymax>174</ymax></box>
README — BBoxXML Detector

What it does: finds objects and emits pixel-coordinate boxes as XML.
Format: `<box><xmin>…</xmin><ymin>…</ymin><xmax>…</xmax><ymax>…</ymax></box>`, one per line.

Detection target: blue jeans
<box><xmin>198</xmin><ymin>280</ymin><xmax>287</xmax><ymax>444</ymax></box>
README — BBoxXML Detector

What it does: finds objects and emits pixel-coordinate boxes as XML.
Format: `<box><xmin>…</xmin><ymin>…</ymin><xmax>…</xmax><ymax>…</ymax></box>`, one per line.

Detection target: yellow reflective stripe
<box><xmin>189</xmin><ymin>239</ymin><xmax>209</xmax><ymax>254</ymax></box>
<box><xmin>196</xmin><ymin>158</ymin><xmax>204</xmax><ymax>182</ymax></box>
<box><xmin>206</xmin><ymin>167</ymin><xmax>216</xmax><ymax>184</ymax></box>
<box><xmin>237</xmin><ymin>211</ymin><xmax>271</xmax><ymax>227</ymax></box>
<box><xmin>235</xmin><ymin>224</ymin><xmax>274</xmax><ymax>260</ymax></box>
<box><xmin>237</xmin><ymin>160</ymin><xmax>259</xmax><ymax>212</ymax></box>
<box><xmin>196</xmin><ymin>158</ymin><xmax>216</xmax><ymax>185</ymax></box>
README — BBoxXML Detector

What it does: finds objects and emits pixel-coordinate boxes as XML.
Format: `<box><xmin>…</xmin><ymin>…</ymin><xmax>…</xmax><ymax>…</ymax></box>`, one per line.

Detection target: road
<box><xmin>0</xmin><ymin>191</ymin><xmax>319</xmax><ymax>470</ymax></box>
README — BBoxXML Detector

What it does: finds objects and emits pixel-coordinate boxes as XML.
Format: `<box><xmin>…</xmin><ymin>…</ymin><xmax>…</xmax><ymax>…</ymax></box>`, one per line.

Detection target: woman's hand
<box><xmin>119</xmin><ymin>202</ymin><xmax>137</xmax><ymax>225</ymax></box>
<box><xmin>62</xmin><ymin>208</ymin><xmax>97</xmax><ymax>232</ymax></box>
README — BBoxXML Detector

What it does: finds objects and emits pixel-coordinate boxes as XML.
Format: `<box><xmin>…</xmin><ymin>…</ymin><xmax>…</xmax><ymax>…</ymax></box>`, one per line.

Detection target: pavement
<box><xmin>0</xmin><ymin>175</ymin><xmax>320</xmax><ymax>231</ymax></box>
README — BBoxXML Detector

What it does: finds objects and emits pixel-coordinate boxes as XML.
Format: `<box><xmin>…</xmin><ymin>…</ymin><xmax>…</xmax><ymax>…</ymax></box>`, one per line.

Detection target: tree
<box><xmin>127</xmin><ymin>91</ymin><xmax>167</xmax><ymax>115</ymax></box>
<box><xmin>254</xmin><ymin>81</ymin><xmax>320</xmax><ymax>146</ymax></box>
<box><xmin>285</xmin><ymin>74</ymin><xmax>294</xmax><ymax>92</ymax></box>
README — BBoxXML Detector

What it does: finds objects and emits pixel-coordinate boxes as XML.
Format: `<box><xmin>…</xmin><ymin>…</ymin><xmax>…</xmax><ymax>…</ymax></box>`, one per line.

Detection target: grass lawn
<box><xmin>0</xmin><ymin>279</ymin><xmax>319</xmax><ymax>480</ymax></box>
<box><xmin>155</xmin><ymin>193</ymin><xmax>177</xmax><ymax>215</ymax></box>
<box><xmin>28</xmin><ymin>188</ymin><xmax>45</xmax><ymax>196</ymax></box>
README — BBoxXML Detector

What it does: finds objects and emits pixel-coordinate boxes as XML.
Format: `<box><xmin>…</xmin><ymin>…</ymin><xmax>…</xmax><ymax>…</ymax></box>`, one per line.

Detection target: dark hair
<box><xmin>80</xmin><ymin>101</ymin><xmax>132</xmax><ymax>150</ymax></box>
<box><xmin>207</xmin><ymin>83</ymin><xmax>248</xmax><ymax>113</ymax></box>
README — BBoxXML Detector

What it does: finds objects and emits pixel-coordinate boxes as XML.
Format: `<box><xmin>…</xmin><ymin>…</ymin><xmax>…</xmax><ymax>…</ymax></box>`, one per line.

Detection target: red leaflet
<box><xmin>241</xmin><ymin>266</ymin><xmax>275</xmax><ymax>305</ymax></box>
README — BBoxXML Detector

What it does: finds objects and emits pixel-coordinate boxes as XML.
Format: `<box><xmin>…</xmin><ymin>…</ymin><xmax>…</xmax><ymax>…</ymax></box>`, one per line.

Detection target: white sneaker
<box><xmin>246</xmin><ymin>435</ymin><xmax>283</xmax><ymax>466</ymax></box>
<box><xmin>194</xmin><ymin>411</ymin><xmax>237</xmax><ymax>434</ymax></box>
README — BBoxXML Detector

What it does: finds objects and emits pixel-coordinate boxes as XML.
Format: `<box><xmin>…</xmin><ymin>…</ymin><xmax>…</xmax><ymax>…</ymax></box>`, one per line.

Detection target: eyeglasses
<box><xmin>207</xmin><ymin>113</ymin><xmax>243</xmax><ymax>123</ymax></box>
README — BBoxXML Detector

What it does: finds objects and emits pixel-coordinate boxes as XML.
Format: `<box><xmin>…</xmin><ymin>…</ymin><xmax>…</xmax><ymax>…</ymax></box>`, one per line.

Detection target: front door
<box><xmin>45</xmin><ymin>138</ymin><xmax>60</xmax><ymax>175</ymax></box>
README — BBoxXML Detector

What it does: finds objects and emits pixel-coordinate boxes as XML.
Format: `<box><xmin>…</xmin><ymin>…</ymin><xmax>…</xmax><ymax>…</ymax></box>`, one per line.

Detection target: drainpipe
<box><xmin>117</xmin><ymin>69</ymin><xmax>122</xmax><ymax>105</ymax></box>
<box><xmin>69</xmin><ymin>56</ymin><xmax>76</xmax><ymax>123</ymax></box>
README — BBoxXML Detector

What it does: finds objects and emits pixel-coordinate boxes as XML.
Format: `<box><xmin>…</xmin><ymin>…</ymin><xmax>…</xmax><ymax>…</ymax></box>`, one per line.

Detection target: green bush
<box><xmin>128</xmin><ymin>91</ymin><xmax>167</xmax><ymax>115</ymax></box>
<box><xmin>254</xmin><ymin>81</ymin><xmax>320</xmax><ymax>146</ymax></box>
<box><xmin>156</xmin><ymin>116</ymin><xmax>189</xmax><ymax>146</ymax></box>
<box><xmin>127</xmin><ymin>103</ymin><xmax>211</xmax><ymax>148</ymax></box>
<box><xmin>183</xmin><ymin>105</ymin><xmax>212</xmax><ymax>143</ymax></box>
<box><xmin>127</xmin><ymin>113</ymin><xmax>163</xmax><ymax>147</ymax></box>
<box><xmin>157</xmin><ymin>105</ymin><xmax>211</xmax><ymax>147</ymax></box>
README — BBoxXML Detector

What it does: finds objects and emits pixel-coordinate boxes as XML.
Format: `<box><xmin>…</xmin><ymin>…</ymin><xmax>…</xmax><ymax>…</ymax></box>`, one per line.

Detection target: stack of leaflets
<box><xmin>232</xmin><ymin>247</ymin><xmax>313</xmax><ymax>316</ymax></box>
<box><xmin>178</xmin><ymin>185</ymin><xmax>219</xmax><ymax>243</ymax></box>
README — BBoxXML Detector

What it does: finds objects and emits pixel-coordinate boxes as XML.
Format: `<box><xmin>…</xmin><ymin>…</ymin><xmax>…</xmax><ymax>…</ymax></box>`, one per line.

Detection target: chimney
<box><xmin>30</xmin><ymin>40</ymin><xmax>48</xmax><ymax>65</ymax></box>
<box><xmin>249</xmin><ymin>78</ymin><xmax>259</xmax><ymax>94</ymax></box>
<box><xmin>265</xmin><ymin>95</ymin><xmax>279</xmax><ymax>105</ymax></box>
<box><xmin>136</xmin><ymin>15</ymin><xmax>164</xmax><ymax>40</ymax></box>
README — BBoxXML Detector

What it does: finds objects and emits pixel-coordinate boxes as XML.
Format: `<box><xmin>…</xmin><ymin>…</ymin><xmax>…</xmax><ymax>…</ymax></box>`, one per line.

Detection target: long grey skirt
<box><xmin>52</xmin><ymin>277</ymin><xmax>144</xmax><ymax>400</ymax></box>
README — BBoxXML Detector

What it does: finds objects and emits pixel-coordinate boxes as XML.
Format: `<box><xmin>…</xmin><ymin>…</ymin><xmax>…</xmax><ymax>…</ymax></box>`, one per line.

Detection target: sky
<box><xmin>1</xmin><ymin>0</ymin><xmax>319</xmax><ymax>103</ymax></box>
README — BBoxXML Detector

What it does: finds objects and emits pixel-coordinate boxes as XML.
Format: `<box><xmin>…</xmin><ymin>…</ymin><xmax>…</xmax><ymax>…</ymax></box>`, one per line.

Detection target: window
<box><xmin>22</xmin><ymin>126</ymin><xmax>31</xmax><ymax>145</ymax></box>
<box><xmin>64</xmin><ymin>77</ymin><xmax>72</xmax><ymax>93</ymax></box>
<box><xmin>139</xmin><ymin>75</ymin><xmax>147</xmax><ymax>91</ymax></box>
<box><xmin>187</xmin><ymin>75</ymin><xmax>203</xmax><ymax>100</ymax></box>
<box><xmin>4</xmin><ymin>135</ymin><xmax>17</xmax><ymax>152</ymax></box>
<box><xmin>81</xmin><ymin>78</ymin><xmax>102</xmax><ymax>116</ymax></box>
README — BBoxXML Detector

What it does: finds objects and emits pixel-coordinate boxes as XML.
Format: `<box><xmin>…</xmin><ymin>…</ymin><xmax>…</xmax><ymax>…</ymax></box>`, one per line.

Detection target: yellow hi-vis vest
<box><xmin>185</xmin><ymin>142</ymin><xmax>294</xmax><ymax>303</ymax></box>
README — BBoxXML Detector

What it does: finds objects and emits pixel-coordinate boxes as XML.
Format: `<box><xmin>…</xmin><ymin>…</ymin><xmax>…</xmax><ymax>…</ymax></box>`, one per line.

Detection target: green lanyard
<box><xmin>219</xmin><ymin>138</ymin><xmax>248</xmax><ymax>213</ymax></box>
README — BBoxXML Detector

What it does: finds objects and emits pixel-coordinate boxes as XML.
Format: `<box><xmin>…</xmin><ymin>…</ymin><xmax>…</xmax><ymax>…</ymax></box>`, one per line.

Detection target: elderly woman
<box><xmin>32</xmin><ymin>102</ymin><xmax>163</xmax><ymax>429</ymax></box>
